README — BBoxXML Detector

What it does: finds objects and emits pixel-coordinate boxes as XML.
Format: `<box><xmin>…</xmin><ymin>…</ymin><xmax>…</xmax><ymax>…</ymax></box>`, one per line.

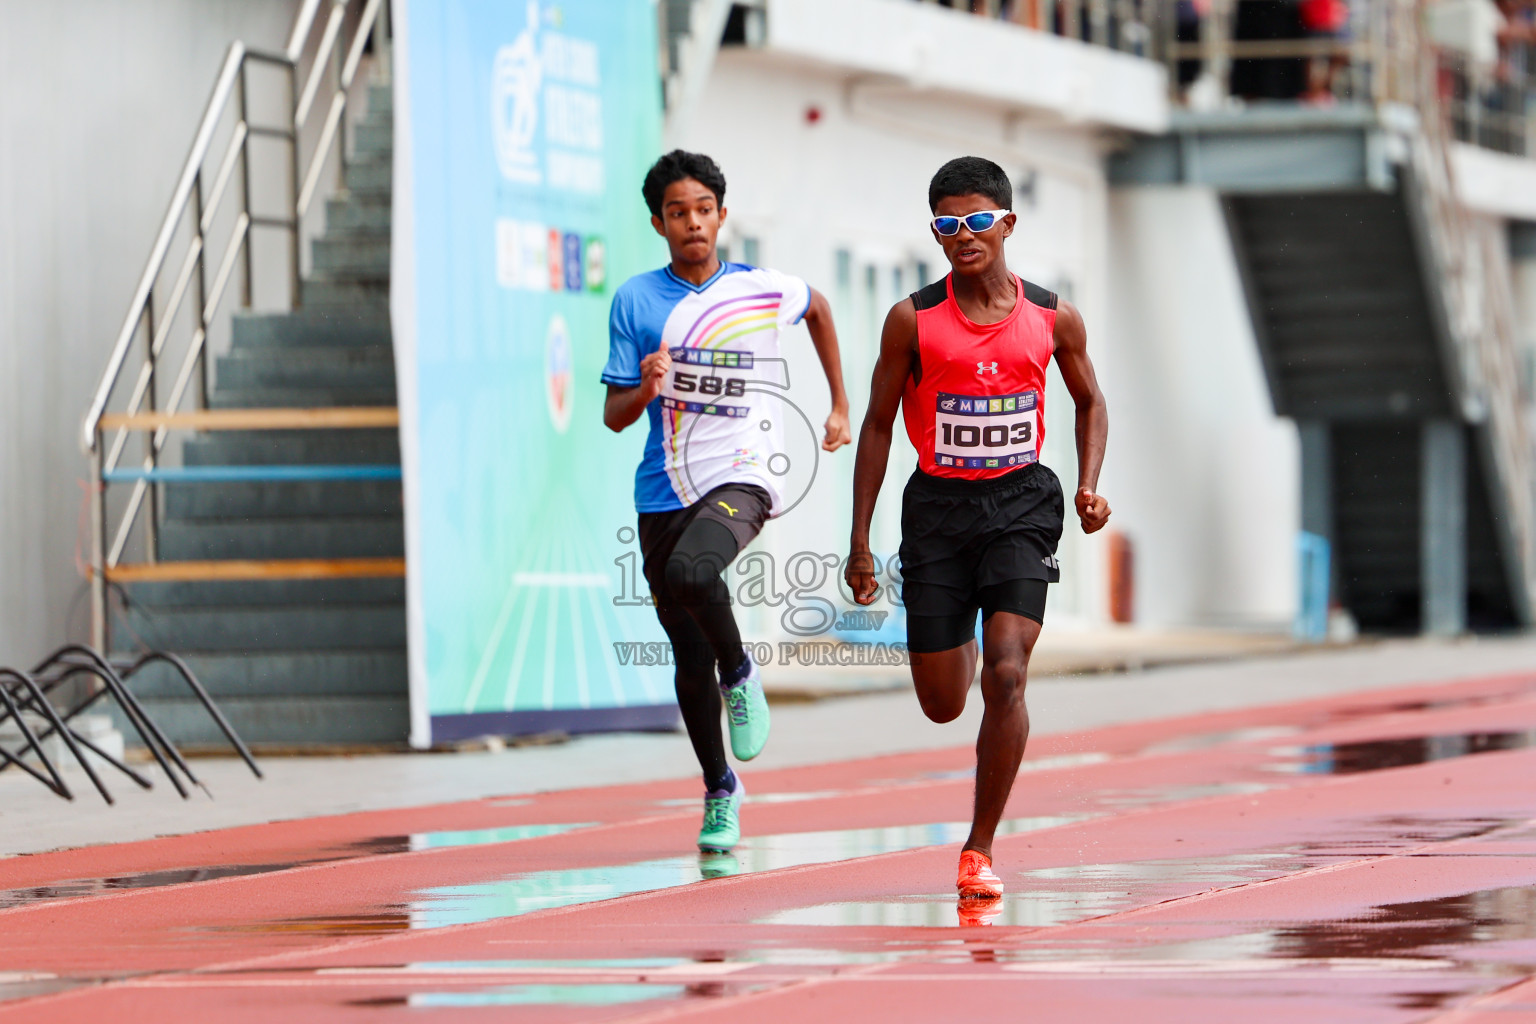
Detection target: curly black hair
<box><xmin>641</xmin><ymin>150</ymin><xmax>727</xmax><ymax>217</ymax></box>
<box><xmin>928</xmin><ymin>156</ymin><xmax>1012</xmax><ymax>213</ymax></box>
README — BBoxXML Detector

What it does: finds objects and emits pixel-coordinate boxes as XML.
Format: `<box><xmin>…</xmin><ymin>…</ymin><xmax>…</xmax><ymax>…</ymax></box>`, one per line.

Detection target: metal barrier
<box><xmin>1441</xmin><ymin>51</ymin><xmax>1536</xmax><ymax>156</ymax></box>
<box><xmin>80</xmin><ymin>0</ymin><xmax>391</xmax><ymax>652</ymax></box>
<box><xmin>0</xmin><ymin>644</ymin><xmax>261</xmax><ymax>804</ymax></box>
<box><xmin>907</xmin><ymin>0</ymin><xmax>1160</xmax><ymax>55</ymax></box>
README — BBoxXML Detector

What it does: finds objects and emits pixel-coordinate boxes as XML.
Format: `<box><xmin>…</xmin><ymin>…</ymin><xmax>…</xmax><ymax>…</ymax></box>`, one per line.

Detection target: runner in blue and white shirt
<box><xmin>602</xmin><ymin>150</ymin><xmax>851</xmax><ymax>854</ymax></box>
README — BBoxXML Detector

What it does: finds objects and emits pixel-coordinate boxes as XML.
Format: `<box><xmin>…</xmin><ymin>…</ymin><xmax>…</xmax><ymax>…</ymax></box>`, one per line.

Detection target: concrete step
<box><xmin>301</xmin><ymin>276</ymin><xmax>388</xmax><ymax>308</ymax></box>
<box><xmin>354</xmin><ymin>120</ymin><xmax>392</xmax><ymax>157</ymax></box>
<box><xmin>209</xmin><ymin>386</ymin><xmax>397</xmax><ymax>409</ymax></box>
<box><xmin>125</xmin><ymin>576</ymin><xmax>404</xmax><ymax>608</ymax></box>
<box><xmin>214</xmin><ymin>345</ymin><xmax>395</xmax><ymax>392</ymax></box>
<box><xmin>124</xmin><ymin>649</ymin><xmax>406</xmax><ymax>699</ymax></box>
<box><xmin>156</xmin><ymin>515</ymin><xmax>404</xmax><ymax>561</ymax></box>
<box><xmin>163</xmin><ymin>478</ymin><xmax>400</xmax><ymax>520</ymax></box>
<box><xmin>324</xmin><ymin>193</ymin><xmax>391</xmax><ymax>235</ymax></box>
<box><xmin>182</xmin><ymin>428</ymin><xmax>399</xmax><ymax>467</ymax></box>
<box><xmin>313</xmin><ymin>234</ymin><xmax>390</xmax><ymax>276</ymax></box>
<box><xmin>106</xmin><ymin>695</ymin><xmax>408</xmax><ymax>748</ymax></box>
<box><xmin>120</xmin><ymin>602</ymin><xmax>406</xmax><ymax>652</ymax></box>
<box><xmin>346</xmin><ymin>158</ymin><xmax>391</xmax><ymax>192</ymax></box>
<box><xmin>233</xmin><ymin>308</ymin><xmax>390</xmax><ymax>349</ymax></box>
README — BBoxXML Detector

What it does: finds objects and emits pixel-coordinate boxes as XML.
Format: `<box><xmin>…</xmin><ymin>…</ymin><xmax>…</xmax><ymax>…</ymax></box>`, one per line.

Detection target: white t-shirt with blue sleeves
<box><xmin>602</xmin><ymin>262</ymin><xmax>812</xmax><ymax>516</ymax></box>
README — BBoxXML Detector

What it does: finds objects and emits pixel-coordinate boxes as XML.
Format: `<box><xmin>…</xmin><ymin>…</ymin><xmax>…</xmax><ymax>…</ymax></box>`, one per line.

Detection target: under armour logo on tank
<box><xmin>902</xmin><ymin>275</ymin><xmax>1058</xmax><ymax>479</ymax></box>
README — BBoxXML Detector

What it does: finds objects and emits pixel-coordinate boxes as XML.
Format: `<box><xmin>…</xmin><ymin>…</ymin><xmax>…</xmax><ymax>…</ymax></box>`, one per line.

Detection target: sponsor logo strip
<box><xmin>660</xmin><ymin>397</ymin><xmax>751</xmax><ymax>418</ymax></box>
<box><xmin>672</xmin><ymin>348</ymin><xmax>754</xmax><ymax>368</ymax></box>
<box><xmin>934</xmin><ymin>453</ymin><xmax>1039</xmax><ymax>469</ymax></box>
<box><xmin>935</xmin><ymin>391</ymin><xmax>1037</xmax><ymax>415</ymax></box>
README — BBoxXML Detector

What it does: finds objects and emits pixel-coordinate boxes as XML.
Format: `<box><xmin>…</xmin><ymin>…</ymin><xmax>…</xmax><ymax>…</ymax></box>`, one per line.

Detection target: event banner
<box><xmin>393</xmin><ymin>0</ymin><xmax>671</xmax><ymax>746</ymax></box>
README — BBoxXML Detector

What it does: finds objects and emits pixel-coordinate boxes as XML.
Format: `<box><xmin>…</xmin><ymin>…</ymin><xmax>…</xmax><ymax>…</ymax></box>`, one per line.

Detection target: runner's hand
<box><xmin>845</xmin><ymin>549</ymin><xmax>880</xmax><ymax>606</ymax></box>
<box><xmin>822</xmin><ymin>406</ymin><xmax>852</xmax><ymax>451</ymax></box>
<box><xmin>639</xmin><ymin>340</ymin><xmax>672</xmax><ymax>402</ymax></box>
<box><xmin>1076</xmin><ymin>487</ymin><xmax>1111</xmax><ymax>534</ymax></box>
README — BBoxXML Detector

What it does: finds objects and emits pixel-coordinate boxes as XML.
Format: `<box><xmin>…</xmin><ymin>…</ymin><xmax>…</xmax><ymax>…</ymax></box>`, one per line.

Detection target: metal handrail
<box><xmin>82</xmin><ymin>44</ymin><xmax>246</xmax><ymax>455</ymax></box>
<box><xmin>83</xmin><ymin>0</ymin><xmax>390</xmax><ymax>648</ymax></box>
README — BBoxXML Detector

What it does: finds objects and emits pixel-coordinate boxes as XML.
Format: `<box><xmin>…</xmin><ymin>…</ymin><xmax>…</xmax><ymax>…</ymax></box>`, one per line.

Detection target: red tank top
<box><xmin>901</xmin><ymin>274</ymin><xmax>1057</xmax><ymax>479</ymax></box>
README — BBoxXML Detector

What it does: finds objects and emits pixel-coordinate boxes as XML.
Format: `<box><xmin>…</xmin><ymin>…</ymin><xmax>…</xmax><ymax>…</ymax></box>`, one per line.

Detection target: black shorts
<box><xmin>899</xmin><ymin>463</ymin><xmax>1064</xmax><ymax>653</ymax></box>
<box><xmin>638</xmin><ymin>483</ymin><xmax>770</xmax><ymax>607</ymax></box>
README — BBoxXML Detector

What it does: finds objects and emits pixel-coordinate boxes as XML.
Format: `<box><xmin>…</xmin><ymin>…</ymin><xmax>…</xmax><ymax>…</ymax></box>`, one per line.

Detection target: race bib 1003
<box><xmin>933</xmin><ymin>390</ymin><xmax>1038</xmax><ymax>470</ymax></box>
<box><xmin>659</xmin><ymin>347</ymin><xmax>754</xmax><ymax>417</ymax></box>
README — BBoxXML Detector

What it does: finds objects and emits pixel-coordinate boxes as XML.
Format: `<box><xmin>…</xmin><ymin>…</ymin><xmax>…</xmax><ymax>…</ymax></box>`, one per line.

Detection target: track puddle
<box><xmin>762</xmin><ymin>851</ymin><xmax>1327</xmax><ymax>929</ymax></box>
<box><xmin>0</xmin><ymin>827</ymin><xmax>596</xmax><ymax>911</ymax></box>
<box><xmin>402</xmin><ymin>983</ymin><xmax>693</xmax><ymax>1006</ymax></box>
<box><xmin>1269</xmin><ymin>730</ymin><xmax>1536</xmax><ymax>775</ymax></box>
<box><xmin>408</xmin><ymin>823</ymin><xmax>592</xmax><ymax>850</ymax></box>
<box><xmin>0</xmin><ymin>839</ymin><xmax>405</xmax><ymax>911</ymax></box>
<box><xmin>409</xmin><ymin>815</ymin><xmax>1091</xmax><ymax>929</ymax></box>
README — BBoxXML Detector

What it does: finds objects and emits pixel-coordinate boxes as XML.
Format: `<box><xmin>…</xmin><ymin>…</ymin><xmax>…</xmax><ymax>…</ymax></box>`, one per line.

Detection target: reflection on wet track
<box><xmin>409</xmin><ymin>815</ymin><xmax>1092</xmax><ymax>929</ymax></box>
<box><xmin>1270</xmin><ymin>729</ymin><xmax>1536</xmax><ymax>775</ymax></box>
<box><xmin>9</xmin><ymin>674</ymin><xmax>1536</xmax><ymax>1019</ymax></box>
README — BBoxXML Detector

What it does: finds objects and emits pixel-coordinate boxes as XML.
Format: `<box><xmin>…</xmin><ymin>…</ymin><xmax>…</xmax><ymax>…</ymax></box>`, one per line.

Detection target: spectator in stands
<box><xmin>1494</xmin><ymin>0</ymin><xmax>1535</xmax><ymax>152</ymax></box>
<box><xmin>1299</xmin><ymin>0</ymin><xmax>1349</xmax><ymax>103</ymax></box>
<box><xmin>1176</xmin><ymin>0</ymin><xmax>1206</xmax><ymax>88</ymax></box>
<box><xmin>1231</xmin><ymin>0</ymin><xmax>1309</xmax><ymax>99</ymax></box>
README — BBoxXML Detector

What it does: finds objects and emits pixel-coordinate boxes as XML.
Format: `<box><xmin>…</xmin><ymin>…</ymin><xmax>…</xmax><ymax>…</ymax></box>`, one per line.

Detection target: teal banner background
<box><xmin>401</xmin><ymin>0</ymin><xmax>672</xmax><ymax>741</ymax></box>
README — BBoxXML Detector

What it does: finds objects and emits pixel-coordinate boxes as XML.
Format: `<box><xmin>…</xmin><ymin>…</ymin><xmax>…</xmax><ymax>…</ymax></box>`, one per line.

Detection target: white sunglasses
<box><xmin>931</xmin><ymin>209</ymin><xmax>1011</xmax><ymax>236</ymax></box>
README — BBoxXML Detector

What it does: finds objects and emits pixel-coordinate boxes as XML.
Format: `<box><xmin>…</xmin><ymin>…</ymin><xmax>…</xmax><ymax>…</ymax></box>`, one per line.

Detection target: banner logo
<box><xmin>491</xmin><ymin>2</ymin><xmax>543</xmax><ymax>185</ymax></box>
<box><xmin>491</xmin><ymin>1</ymin><xmax>605</xmax><ymax>194</ymax></box>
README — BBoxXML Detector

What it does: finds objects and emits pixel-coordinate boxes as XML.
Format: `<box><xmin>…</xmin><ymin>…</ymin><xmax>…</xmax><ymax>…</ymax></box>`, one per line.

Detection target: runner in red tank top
<box><xmin>846</xmin><ymin>157</ymin><xmax>1110</xmax><ymax>916</ymax></box>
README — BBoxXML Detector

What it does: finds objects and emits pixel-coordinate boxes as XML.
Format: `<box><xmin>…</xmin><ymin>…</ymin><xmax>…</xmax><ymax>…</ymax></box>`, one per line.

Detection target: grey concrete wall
<box><xmin>1104</xmin><ymin>187</ymin><xmax>1299</xmax><ymax>628</ymax></box>
<box><xmin>0</xmin><ymin>0</ymin><xmax>300</xmax><ymax>663</ymax></box>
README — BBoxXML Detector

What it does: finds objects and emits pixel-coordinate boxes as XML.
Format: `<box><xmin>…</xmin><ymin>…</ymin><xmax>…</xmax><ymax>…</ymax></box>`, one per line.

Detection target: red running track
<box><xmin>5</xmin><ymin>672</ymin><xmax>1536</xmax><ymax>1021</ymax></box>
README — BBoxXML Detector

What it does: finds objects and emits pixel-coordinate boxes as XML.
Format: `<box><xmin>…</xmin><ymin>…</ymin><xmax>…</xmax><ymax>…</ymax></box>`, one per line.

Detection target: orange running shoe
<box><xmin>957</xmin><ymin>850</ymin><xmax>1004</xmax><ymax>899</ymax></box>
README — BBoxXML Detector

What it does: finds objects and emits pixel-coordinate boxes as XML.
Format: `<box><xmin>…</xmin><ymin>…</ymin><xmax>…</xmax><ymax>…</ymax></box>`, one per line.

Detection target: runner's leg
<box><xmin>662</xmin><ymin>485</ymin><xmax>769</xmax><ymax>679</ymax></box>
<box><xmin>664</xmin><ymin>516</ymin><xmax>750</xmax><ymax>674</ymax></box>
<box><xmin>963</xmin><ymin>579</ymin><xmax>1047</xmax><ymax>858</ymax></box>
<box><xmin>641</xmin><ymin>510</ymin><xmax>733</xmax><ymax>791</ymax></box>
<box><xmin>654</xmin><ymin>601</ymin><xmax>731</xmax><ymax>789</ymax></box>
<box><xmin>909</xmin><ymin>637</ymin><xmax>978</xmax><ymax>723</ymax></box>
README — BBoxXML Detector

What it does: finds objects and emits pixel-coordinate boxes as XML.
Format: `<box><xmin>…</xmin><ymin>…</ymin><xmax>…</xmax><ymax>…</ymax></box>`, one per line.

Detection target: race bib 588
<box><xmin>933</xmin><ymin>390</ymin><xmax>1038</xmax><ymax>470</ymax></box>
<box><xmin>659</xmin><ymin>347</ymin><xmax>753</xmax><ymax>418</ymax></box>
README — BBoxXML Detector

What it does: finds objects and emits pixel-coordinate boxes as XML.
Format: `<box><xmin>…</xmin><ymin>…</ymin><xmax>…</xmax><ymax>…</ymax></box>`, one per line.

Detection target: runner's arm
<box><xmin>1052</xmin><ymin>299</ymin><xmax>1111</xmax><ymax>533</ymax></box>
<box><xmin>802</xmin><ymin>288</ymin><xmax>852</xmax><ymax>451</ymax></box>
<box><xmin>847</xmin><ymin>300</ymin><xmax>918</xmax><ymax>605</ymax></box>
<box><xmin>603</xmin><ymin>341</ymin><xmax>672</xmax><ymax>432</ymax></box>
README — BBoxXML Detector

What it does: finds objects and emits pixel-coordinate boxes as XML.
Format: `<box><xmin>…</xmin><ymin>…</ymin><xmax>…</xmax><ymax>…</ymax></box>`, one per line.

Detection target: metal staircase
<box><xmin>1113</xmin><ymin>0</ymin><xmax>1536</xmax><ymax>633</ymax></box>
<box><xmin>1224</xmin><ymin>186</ymin><xmax>1523</xmax><ymax>631</ymax></box>
<box><xmin>123</xmin><ymin>81</ymin><xmax>402</xmax><ymax>746</ymax></box>
<box><xmin>84</xmin><ymin>1</ymin><xmax>408</xmax><ymax>747</ymax></box>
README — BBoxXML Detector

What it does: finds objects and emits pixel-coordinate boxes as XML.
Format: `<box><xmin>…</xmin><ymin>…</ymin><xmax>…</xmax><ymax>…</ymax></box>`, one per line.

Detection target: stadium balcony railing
<box><xmin>1155</xmin><ymin>0</ymin><xmax>1533</xmax><ymax>157</ymax></box>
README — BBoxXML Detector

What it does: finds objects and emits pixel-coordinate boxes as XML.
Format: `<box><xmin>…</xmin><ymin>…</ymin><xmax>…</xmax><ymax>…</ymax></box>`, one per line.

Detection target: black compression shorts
<box><xmin>899</xmin><ymin>462</ymin><xmax>1064</xmax><ymax>654</ymax></box>
<box><xmin>638</xmin><ymin>483</ymin><xmax>770</xmax><ymax>609</ymax></box>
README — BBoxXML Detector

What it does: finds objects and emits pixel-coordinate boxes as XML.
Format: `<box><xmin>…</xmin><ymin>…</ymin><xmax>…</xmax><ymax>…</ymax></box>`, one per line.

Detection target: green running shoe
<box><xmin>722</xmin><ymin>655</ymin><xmax>770</xmax><ymax>761</ymax></box>
<box><xmin>697</xmin><ymin>775</ymin><xmax>744</xmax><ymax>853</ymax></box>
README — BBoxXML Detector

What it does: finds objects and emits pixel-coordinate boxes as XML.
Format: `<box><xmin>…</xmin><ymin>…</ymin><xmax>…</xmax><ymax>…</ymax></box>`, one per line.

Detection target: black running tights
<box><xmin>649</xmin><ymin>517</ymin><xmax>750</xmax><ymax>789</ymax></box>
